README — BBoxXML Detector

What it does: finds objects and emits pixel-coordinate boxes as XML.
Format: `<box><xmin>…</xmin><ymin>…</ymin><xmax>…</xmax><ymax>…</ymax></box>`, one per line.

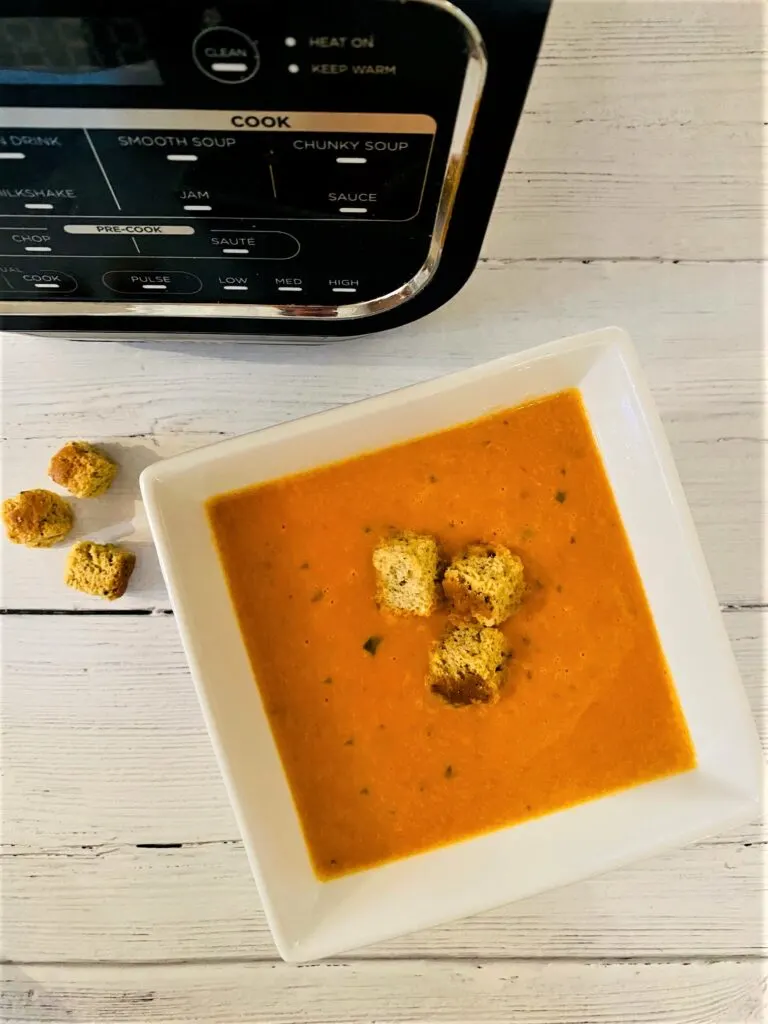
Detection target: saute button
<box><xmin>208</xmin><ymin>231</ymin><xmax>300</xmax><ymax>259</ymax></box>
<box><xmin>102</xmin><ymin>270</ymin><xmax>202</xmax><ymax>295</ymax></box>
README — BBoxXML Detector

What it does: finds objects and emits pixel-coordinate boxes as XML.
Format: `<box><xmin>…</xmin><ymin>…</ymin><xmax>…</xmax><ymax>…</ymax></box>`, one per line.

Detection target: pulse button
<box><xmin>103</xmin><ymin>271</ymin><xmax>202</xmax><ymax>295</ymax></box>
<box><xmin>192</xmin><ymin>27</ymin><xmax>260</xmax><ymax>84</ymax></box>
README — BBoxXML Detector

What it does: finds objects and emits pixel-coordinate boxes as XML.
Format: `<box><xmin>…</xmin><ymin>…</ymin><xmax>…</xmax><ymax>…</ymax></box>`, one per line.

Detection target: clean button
<box><xmin>192</xmin><ymin>27</ymin><xmax>260</xmax><ymax>84</ymax></box>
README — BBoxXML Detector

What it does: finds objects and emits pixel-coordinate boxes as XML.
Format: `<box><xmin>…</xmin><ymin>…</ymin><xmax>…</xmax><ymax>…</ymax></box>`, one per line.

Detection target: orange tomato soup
<box><xmin>207</xmin><ymin>389</ymin><xmax>695</xmax><ymax>879</ymax></box>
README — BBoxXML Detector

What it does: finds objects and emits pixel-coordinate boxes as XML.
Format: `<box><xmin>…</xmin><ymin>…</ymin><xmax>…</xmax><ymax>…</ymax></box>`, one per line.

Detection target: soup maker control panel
<box><xmin>0</xmin><ymin>0</ymin><xmax>552</xmax><ymax>338</ymax></box>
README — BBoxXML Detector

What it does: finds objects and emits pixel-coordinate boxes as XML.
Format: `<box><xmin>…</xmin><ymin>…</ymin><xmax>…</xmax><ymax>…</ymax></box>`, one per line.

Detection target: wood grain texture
<box><xmin>2</xmin><ymin>961</ymin><xmax>766</xmax><ymax>1024</ymax></box>
<box><xmin>3</xmin><ymin>825</ymin><xmax>765</xmax><ymax>964</ymax></box>
<box><xmin>472</xmin><ymin>0</ymin><xmax>765</xmax><ymax>261</ymax></box>
<box><xmin>1</xmin><ymin>261</ymin><xmax>763</xmax><ymax>610</ymax></box>
<box><xmin>1</xmin><ymin>1</ymin><xmax>765</xmax><ymax>1018</ymax></box>
<box><xmin>1</xmin><ymin>611</ymin><xmax>763</xmax><ymax>963</ymax></box>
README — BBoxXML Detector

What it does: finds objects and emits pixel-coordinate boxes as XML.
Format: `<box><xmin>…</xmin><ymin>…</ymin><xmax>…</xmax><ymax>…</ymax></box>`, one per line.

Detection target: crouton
<box><xmin>2</xmin><ymin>489</ymin><xmax>74</xmax><ymax>548</ymax></box>
<box><xmin>49</xmin><ymin>441</ymin><xmax>118</xmax><ymax>498</ymax></box>
<box><xmin>65</xmin><ymin>541</ymin><xmax>136</xmax><ymax>600</ymax></box>
<box><xmin>372</xmin><ymin>531</ymin><xmax>440</xmax><ymax>617</ymax></box>
<box><xmin>428</xmin><ymin>625</ymin><xmax>509</xmax><ymax>706</ymax></box>
<box><xmin>443</xmin><ymin>543</ymin><xmax>525</xmax><ymax>626</ymax></box>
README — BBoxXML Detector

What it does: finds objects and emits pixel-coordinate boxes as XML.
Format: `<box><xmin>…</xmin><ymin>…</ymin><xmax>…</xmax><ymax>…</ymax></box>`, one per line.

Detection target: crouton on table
<box><xmin>65</xmin><ymin>541</ymin><xmax>136</xmax><ymax>600</ymax></box>
<box><xmin>2</xmin><ymin>489</ymin><xmax>74</xmax><ymax>548</ymax></box>
<box><xmin>49</xmin><ymin>441</ymin><xmax>118</xmax><ymax>498</ymax></box>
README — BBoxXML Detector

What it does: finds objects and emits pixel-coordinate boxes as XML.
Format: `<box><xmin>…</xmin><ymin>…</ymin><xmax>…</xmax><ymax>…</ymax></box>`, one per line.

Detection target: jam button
<box><xmin>102</xmin><ymin>271</ymin><xmax>202</xmax><ymax>295</ymax></box>
<box><xmin>192</xmin><ymin>27</ymin><xmax>260</xmax><ymax>84</ymax></box>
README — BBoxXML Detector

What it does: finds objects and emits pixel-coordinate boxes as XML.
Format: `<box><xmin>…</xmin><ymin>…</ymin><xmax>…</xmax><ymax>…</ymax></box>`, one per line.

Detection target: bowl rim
<box><xmin>140</xmin><ymin>326</ymin><xmax>763</xmax><ymax>961</ymax></box>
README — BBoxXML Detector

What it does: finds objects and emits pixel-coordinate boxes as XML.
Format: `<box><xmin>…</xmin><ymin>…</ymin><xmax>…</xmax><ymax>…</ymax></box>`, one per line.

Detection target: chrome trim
<box><xmin>0</xmin><ymin>0</ymin><xmax>487</xmax><ymax>325</ymax></box>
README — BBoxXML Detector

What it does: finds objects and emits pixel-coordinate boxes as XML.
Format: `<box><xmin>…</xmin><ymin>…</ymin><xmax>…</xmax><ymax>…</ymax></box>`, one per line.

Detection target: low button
<box><xmin>193</xmin><ymin>26</ymin><xmax>260</xmax><ymax>84</ymax></box>
<box><xmin>102</xmin><ymin>271</ymin><xmax>202</xmax><ymax>295</ymax></box>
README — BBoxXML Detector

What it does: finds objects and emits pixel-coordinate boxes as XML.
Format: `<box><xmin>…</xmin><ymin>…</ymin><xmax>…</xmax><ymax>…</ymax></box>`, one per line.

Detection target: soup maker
<box><xmin>0</xmin><ymin>0</ymin><xmax>551</xmax><ymax>339</ymax></box>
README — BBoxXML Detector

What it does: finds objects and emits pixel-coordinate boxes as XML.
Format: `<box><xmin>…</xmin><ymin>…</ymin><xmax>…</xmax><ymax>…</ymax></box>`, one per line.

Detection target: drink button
<box><xmin>102</xmin><ymin>271</ymin><xmax>202</xmax><ymax>295</ymax></box>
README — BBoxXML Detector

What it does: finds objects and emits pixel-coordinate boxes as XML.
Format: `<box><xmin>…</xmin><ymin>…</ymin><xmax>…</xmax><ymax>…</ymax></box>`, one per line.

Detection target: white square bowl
<box><xmin>140</xmin><ymin>327</ymin><xmax>762</xmax><ymax>962</ymax></box>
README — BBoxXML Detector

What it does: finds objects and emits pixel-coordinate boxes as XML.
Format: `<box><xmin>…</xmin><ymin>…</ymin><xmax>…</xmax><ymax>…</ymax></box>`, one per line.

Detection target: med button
<box><xmin>102</xmin><ymin>271</ymin><xmax>202</xmax><ymax>295</ymax></box>
<box><xmin>193</xmin><ymin>27</ymin><xmax>260</xmax><ymax>84</ymax></box>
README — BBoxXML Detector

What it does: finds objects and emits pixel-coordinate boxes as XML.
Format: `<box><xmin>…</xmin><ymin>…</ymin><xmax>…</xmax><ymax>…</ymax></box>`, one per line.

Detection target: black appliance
<box><xmin>0</xmin><ymin>0</ymin><xmax>551</xmax><ymax>339</ymax></box>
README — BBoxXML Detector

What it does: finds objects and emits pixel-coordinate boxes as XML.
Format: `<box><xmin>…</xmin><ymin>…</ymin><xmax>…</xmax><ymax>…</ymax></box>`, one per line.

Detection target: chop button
<box><xmin>102</xmin><ymin>271</ymin><xmax>202</xmax><ymax>295</ymax></box>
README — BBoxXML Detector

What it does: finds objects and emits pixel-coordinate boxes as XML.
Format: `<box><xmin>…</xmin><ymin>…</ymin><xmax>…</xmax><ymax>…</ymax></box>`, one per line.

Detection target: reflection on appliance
<box><xmin>0</xmin><ymin>16</ymin><xmax>163</xmax><ymax>85</ymax></box>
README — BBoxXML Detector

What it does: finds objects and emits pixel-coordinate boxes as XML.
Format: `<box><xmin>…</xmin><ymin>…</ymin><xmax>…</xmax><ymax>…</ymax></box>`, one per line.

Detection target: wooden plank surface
<box><xmin>2</xmin><ymin>611</ymin><xmax>764</xmax><ymax>963</ymax></box>
<box><xmin>2</xmin><ymin>961</ymin><xmax>766</xmax><ymax>1024</ymax></box>
<box><xmin>1</xmin><ymin>260</ymin><xmax>763</xmax><ymax>610</ymax></box>
<box><xmin>1</xmin><ymin>0</ymin><xmax>765</xmax><ymax>1020</ymax></box>
<box><xmin>3</xmin><ymin>825</ymin><xmax>765</xmax><ymax>964</ymax></box>
<box><xmin>460</xmin><ymin>0</ymin><xmax>765</xmax><ymax>261</ymax></box>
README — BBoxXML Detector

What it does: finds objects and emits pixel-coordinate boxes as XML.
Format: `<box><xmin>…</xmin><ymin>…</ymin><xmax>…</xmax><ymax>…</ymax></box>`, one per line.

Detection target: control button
<box><xmin>275</xmin><ymin>275</ymin><xmax>304</xmax><ymax>294</ymax></box>
<box><xmin>0</xmin><ymin>224</ymin><xmax>138</xmax><ymax>259</ymax></box>
<box><xmin>329</xmin><ymin>277</ymin><xmax>360</xmax><ymax>295</ymax></box>
<box><xmin>102</xmin><ymin>271</ymin><xmax>202</xmax><ymax>295</ymax></box>
<box><xmin>218</xmin><ymin>274</ymin><xmax>253</xmax><ymax>293</ymax></box>
<box><xmin>4</xmin><ymin>231</ymin><xmax>54</xmax><ymax>254</ymax></box>
<box><xmin>208</xmin><ymin>231</ymin><xmax>300</xmax><ymax>259</ymax></box>
<box><xmin>192</xmin><ymin>27</ymin><xmax>260</xmax><ymax>84</ymax></box>
<box><xmin>0</xmin><ymin>130</ymin><xmax>117</xmax><ymax>215</ymax></box>
<box><xmin>7</xmin><ymin>270</ymin><xmax>78</xmax><ymax>294</ymax></box>
<box><xmin>276</xmin><ymin>133</ymin><xmax>434</xmax><ymax>220</ymax></box>
<box><xmin>336</xmin><ymin>201</ymin><xmax>370</xmax><ymax>214</ymax></box>
<box><xmin>88</xmin><ymin>132</ymin><xmax>273</xmax><ymax>218</ymax></box>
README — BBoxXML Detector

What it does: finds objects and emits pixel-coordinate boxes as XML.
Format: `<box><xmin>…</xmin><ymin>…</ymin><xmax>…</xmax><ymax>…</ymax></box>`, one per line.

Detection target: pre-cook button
<box><xmin>102</xmin><ymin>271</ymin><xmax>202</xmax><ymax>295</ymax></box>
<box><xmin>65</xmin><ymin>224</ymin><xmax>195</xmax><ymax>235</ymax></box>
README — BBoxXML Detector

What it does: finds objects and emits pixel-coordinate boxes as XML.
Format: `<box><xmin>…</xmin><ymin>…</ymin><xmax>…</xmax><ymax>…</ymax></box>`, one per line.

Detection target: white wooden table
<box><xmin>2</xmin><ymin>2</ymin><xmax>765</xmax><ymax>1021</ymax></box>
